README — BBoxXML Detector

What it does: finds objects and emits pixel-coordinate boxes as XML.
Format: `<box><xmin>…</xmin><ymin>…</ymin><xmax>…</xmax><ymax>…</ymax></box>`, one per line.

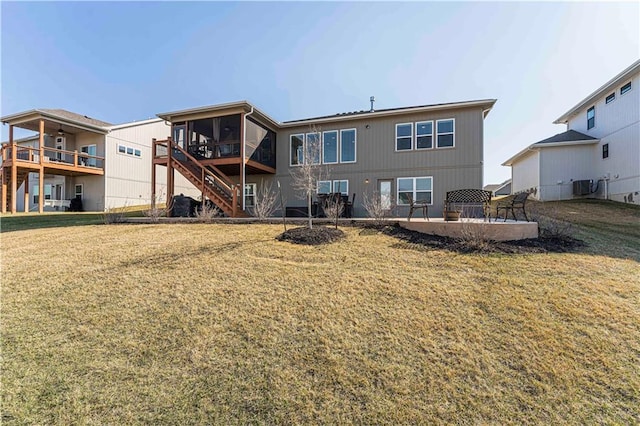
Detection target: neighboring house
<box><xmin>1</xmin><ymin>109</ymin><xmax>198</xmax><ymax>213</ymax></box>
<box><xmin>153</xmin><ymin>98</ymin><xmax>496</xmax><ymax>217</ymax></box>
<box><xmin>2</xmin><ymin>98</ymin><xmax>496</xmax><ymax>217</ymax></box>
<box><xmin>503</xmin><ymin>59</ymin><xmax>640</xmax><ymax>203</ymax></box>
<box><xmin>484</xmin><ymin>179</ymin><xmax>511</xmax><ymax>197</ymax></box>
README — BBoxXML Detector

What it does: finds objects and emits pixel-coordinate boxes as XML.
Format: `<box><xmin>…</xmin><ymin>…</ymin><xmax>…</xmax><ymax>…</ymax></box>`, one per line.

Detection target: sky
<box><xmin>1</xmin><ymin>1</ymin><xmax>638</xmax><ymax>185</ymax></box>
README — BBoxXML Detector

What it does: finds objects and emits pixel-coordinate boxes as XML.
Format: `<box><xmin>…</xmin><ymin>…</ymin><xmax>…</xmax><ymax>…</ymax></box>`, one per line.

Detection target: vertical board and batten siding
<box><xmin>511</xmin><ymin>150</ymin><xmax>540</xmax><ymax>199</ymax></box>
<box><xmin>539</xmin><ymin>145</ymin><xmax>597</xmax><ymax>201</ymax></box>
<box><xmin>105</xmin><ymin>120</ymin><xmax>200</xmax><ymax>209</ymax></box>
<box><xmin>259</xmin><ymin>106</ymin><xmax>486</xmax><ymax>217</ymax></box>
<box><xmin>566</xmin><ymin>72</ymin><xmax>640</xmax><ymax>204</ymax></box>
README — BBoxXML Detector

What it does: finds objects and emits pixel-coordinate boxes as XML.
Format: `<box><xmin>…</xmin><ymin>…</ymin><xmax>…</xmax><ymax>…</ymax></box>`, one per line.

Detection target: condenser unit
<box><xmin>572</xmin><ymin>180</ymin><xmax>591</xmax><ymax>196</ymax></box>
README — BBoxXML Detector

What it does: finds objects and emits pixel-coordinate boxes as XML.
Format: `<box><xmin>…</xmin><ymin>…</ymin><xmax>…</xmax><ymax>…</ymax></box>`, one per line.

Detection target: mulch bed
<box><xmin>276</xmin><ymin>226</ymin><xmax>346</xmax><ymax>245</ymax></box>
<box><xmin>376</xmin><ymin>223</ymin><xmax>585</xmax><ymax>254</ymax></box>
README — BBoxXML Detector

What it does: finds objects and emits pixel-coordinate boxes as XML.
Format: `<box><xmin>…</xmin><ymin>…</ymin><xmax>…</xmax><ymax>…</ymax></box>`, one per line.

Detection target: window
<box><xmin>81</xmin><ymin>145</ymin><xmax>97</xmax><ymax>167</ymax></box>
<box><xmin>416</xmin><ymin>121</ymin><xmax>433</xmax><ymax>149</ymax></box>
<box><xmin>396</xmin><ymin>123</ymin><xmax>413</xmax><ymax>151</ymax></box>
<box><xmin>621</xmin><ymin>82</ymin><xmax>632</xmax><ymax>95</ymax></box>
<box><xmin>605</xmin><ymin>92</ymin><xmax>616</xmax><ymax>104</ymax></box>
<box><xmin>118</xmin><ymin>145</ymin><xmax>126</xmax><ymax>153</ymax></box>
<box><xmin>75</xmin><ymin>184</ymin><xmax>83</xmax><ymax>200</ymax></box>
<box><xmin>436</xmin><ymin>119</ymin><xmax>455</xmax><ymax>148</ymax></box>
<box><xmin>323</xmin><ymin>131</ymin><xmax>338</xmax><ymax>164</ymax></box>
<box><xmin>118</xmin><ymin>144</ymin><xmax>142</xmax><ymax>159</ymax></box>
<box><xmin>317</xmin><ymin>180</ymin><xmax>348</xmax><ymax>194</ymax></box>
<box><xmin>587</xmin><ymin>106</ymin><xmax>595</xmax><ymax>129</ymax></box>
<box><xmin>306</xmin><ymin>132</ymin><xmax>321</xmax><ymax>164</ymax></box>
<box><xmin>317</xmin><ymin>180</ymin><xmax>332</xmax><ymax>194</ymax></box>
<box><xmin>33</xmin><ymin>185</ymin><xmax>39</xmax><ymax>204</ymax></box>
<box><xmin>340</xmin><ymin>129</ymin><xmax>356</xmax><ymax>163</ymax></box>
<box><xmin>134</xmin><ymin>149</ymin><xmax>141</xmax><ymax>157</ymax></box>
<box><xmin>244</xmin><ymin>183</ymin><xmax>256</xmax><ymax>207</ymax></box>
<box><xmin>333</xmin><ymin>180</ymin><xmax>349</xmax><ymax>195</ymax></box>
<box><xmin>290</xmin><ymin>134</ymin><xmax>304</xmax><ymax>165</ymax></box>
<box><xmin>397</xmin><ymin>177</ymin><xmax>432</xmax><ymax>205</ymax></box>
<box><xmin>44</xmin><ymin>184</ymin><xmax>52</xmax><ymax>200</ymax></box>
<box><xmin>602</xmin><ymin>143</ymin><xmax>609</xmax><ymax>159</ymax></box>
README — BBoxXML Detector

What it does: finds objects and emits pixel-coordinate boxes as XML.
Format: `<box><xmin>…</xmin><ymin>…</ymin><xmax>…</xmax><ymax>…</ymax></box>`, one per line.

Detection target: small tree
<box><xmin>323</xmin><ymin>195</ymin><xmax>344</xmax><ymax>229</ymax></box>
<box><xmin>362</xmin><ymin>190</ymin><xmax>395</xmax><ymax>226</ymax></box>
<box><xmin>290</xmin><ymin>125</ymin><xmax>327</xmax><ymax>229</ymax></box>
<box><xmin>251</xmin><ymin>179</ymin><xmax>279</xmax><ymax>219</ymax></box>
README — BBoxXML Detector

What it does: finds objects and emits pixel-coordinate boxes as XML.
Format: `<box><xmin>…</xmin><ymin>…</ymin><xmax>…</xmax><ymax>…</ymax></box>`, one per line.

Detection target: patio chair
<box><xmin>407</xmin><ymin>194</ymin><xmax>429</xmax><ymax>221</ymax></box>
<box><xmin>495</xmin><ymin>192</ymin><xmax>530</xmax><ymax>222</ymax></box>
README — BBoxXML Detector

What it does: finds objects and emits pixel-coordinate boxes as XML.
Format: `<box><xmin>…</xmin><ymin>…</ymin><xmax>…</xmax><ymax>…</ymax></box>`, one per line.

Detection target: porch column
<box><xmin>151</xmin><ymin>138</ymin><xmax>156</xmax><ymax>210</ymax></box>
<box><xmin>10</xmin><ymin>124</ymin><xmax>17</xmax><ymax>213</ymax></box>
<box><xmin>1</xmin><ymin>127</ymin><xmax>8</xmax><ymax>213</ymax></box>
<box><xmin>239</xmin><ymin>113</ymin><xmax>245</xmax><ymax>213</ymax></box>
<box><xmin>23</xmin><ymin>174</ymin><xmax>29</xmax><ymax>212</ymax></box>
<box><xmin>38</xmin><ymin>119</ymin><xmax>44</xmax><ymax>213</ymax></box>
<box><xmin>166</xmin><ymin>136</ymin><xmax>174</xmax><ymax>216</ymax></box>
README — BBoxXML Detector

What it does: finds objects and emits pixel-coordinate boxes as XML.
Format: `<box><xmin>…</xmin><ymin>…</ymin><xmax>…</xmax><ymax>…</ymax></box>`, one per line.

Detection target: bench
<box><xmin>495</xmin><ymin>192</ymin><xmax>530</xmax><ymax>222</ymax></box>
<box><xmin>444</xmin><ymin>189</ymin><xmax>492</xmax><ymax>220</ymax></box>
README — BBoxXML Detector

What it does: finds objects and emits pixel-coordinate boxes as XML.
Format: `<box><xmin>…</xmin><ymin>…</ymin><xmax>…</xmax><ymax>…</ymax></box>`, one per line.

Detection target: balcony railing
<box><xmin>1</xmin><ymin>144</ymin><xmax>104</xmax><ymax>170</ymax></box>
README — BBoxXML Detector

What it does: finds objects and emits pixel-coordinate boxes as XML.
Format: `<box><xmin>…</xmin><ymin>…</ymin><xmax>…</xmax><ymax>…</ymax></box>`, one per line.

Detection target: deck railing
<box><xmin>1</xmin><ymin>144</ymin><xmax>104</xmax><ymax>170</ymax></box>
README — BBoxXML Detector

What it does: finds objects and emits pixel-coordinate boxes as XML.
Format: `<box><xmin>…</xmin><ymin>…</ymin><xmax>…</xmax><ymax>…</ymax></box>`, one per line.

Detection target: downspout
<box><xmin>242</xmin><ymin>106</ymin><xmax>255</xmax><ymax>211</ymax></box>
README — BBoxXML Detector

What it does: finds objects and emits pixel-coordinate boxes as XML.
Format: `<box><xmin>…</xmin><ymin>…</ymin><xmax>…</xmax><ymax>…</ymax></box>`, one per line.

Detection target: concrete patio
<box><xmin>399</xmin><ymin>218</ymin><xmax>538</xmax><ymax>241</ymax></box>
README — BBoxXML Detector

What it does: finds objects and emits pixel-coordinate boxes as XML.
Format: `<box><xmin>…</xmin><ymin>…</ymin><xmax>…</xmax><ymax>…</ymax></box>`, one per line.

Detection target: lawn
<box><xmin>1</xmin><ymin>200</ymin><xmax>639</xmax><ymax>424</ymax></box>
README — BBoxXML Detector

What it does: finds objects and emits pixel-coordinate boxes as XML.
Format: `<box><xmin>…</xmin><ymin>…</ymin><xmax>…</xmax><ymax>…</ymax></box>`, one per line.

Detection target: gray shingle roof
<box><xmin>532</xmin><ymin>130</ymin><xmax>598</xmax><ymax>146</ymax></box>
<box><xmin>38</xmin><ymin>109</ymin><xmax>112</xmax><ymax>127</ymax></box>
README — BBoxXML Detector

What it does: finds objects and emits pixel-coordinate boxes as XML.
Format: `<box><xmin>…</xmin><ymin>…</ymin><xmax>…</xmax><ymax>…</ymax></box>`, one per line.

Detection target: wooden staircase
<box><xmin>166</xmin><ymin>141</ymin><xmax>248</xmax><ymax>217</ymax></box>
<box><xmin>1</xmin><ymin>167</ymin><xmax>29</xmax><ymax>213</ymax></box>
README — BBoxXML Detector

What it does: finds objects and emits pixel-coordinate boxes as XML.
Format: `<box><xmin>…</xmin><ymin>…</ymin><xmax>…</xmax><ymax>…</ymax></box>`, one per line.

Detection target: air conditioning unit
<box><xmin>573</xmin><ymin>180</ymin><xmax>591</xmax><ymax>196</ymax></box>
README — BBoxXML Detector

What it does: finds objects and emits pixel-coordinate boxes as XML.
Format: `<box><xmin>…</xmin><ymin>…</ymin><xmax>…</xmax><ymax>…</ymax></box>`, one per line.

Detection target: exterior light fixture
<box><xmin>57</xmin><ymin>127</ymin><xmax>64</xmax><ymax>136</ymax></box>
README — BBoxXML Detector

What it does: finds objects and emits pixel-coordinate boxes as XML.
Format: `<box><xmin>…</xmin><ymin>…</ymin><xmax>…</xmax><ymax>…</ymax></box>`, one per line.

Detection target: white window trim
<box><xmin>395</xmin><ymin>122</ymin><xmax>414</xmax><ymax>152</ymax></box>
<box><xmin>322</xmin><ymin>130</ymin><xmax>339</xmax><ymax>165</ymax></box>
<box><xmin>117</xmin><ymin>144</ymin><xmax>143</xmax><ymax>159</ymax></box>
<box><xmin>75</xmin><ymin>184</ymin><xmax>84</xmax><ymax>199</ymax></box>
<box><xmin>306</xmin><ymin>132</ymin><xmax>321</xmax><ymax>165</ymax></box>
<box><xmin>244</xmin><ymin>183</ymin><xmax>257</xmax><ymax>206</ymax></box>
<box><xmin>339</xmin><ymin>128</ymin><xmax>357</xmax><ymax>163</ymax></box>
<box><xmin>397</xmin><ymin>176</ymin><xmax>433</xmax><ymax>206</ymax></box>
<box><xmin>289</xmin><ymin>133</ymin><xmax>305</xmax><ymax>167</ymax></box>
<box><xmin>333</xmin><ymin>179</ymin><xmax>349</xmax><ymax>195</ymax></box>
<box><xmin>620</xmin><ymin>81</ymin><xmax>632</xmax><ymax>96</ymax></box>
<box><xmin>317</xmin><ymin>180</ymin><xmax>332</xmax><ymax>194</ymax></box>
<box><xmin>415</xmin><ymin>120</ymin><xmax>434</xmax><ymax>150</ymax></box>
<box><xmin>436</xmin><ymin>118</ymin><xmax>455</xmax><ymax>149</ymax></box>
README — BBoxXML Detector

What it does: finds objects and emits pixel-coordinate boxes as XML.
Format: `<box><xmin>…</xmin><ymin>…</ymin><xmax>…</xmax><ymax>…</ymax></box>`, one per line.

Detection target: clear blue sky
<box><xmin>1</xmin><ymin>1</ymin><xmax>638</xmax><ymax>184</ymax></box>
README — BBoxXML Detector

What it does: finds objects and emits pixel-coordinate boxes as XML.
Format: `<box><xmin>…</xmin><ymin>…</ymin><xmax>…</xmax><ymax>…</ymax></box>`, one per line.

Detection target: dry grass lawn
<box><xmin>1</xmin><ymin>200</ymin><xmax>640</xmax><ymax>424</ymax></box>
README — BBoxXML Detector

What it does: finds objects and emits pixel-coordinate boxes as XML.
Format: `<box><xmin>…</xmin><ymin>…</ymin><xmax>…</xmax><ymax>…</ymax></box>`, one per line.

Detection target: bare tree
<box><xmin>251</xmin><ymin>179</ymin><xmax>279</xmax><ymax>219</ymax></box>
<box><xmin>362</xmin><ymin>190</ymin><xmax>395</xmax><ymax>226</ymax></box>
<box><xmin>290</xmin><ymin>125</ymin><xmax>328</xmax><ymax>229</ymax></box>
<box><xmin>323</xmin><ymin>195</ymin><xmax>344</xmax><ymax>229</ymax></box>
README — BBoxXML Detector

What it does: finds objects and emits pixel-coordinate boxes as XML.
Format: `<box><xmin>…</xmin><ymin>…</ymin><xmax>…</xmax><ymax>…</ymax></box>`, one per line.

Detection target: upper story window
<box><xmin>620</xmin><ymin>82</ymin><xmax>632</xmax><ymax>95</ymax></box>
<box><xmin>436</xmin><ymin>119</ymin><xmax>455</xmax><ymax>148</ymax></box>
<box><xmin>396</xmin><ymin>123</ymin><xmax>413</xmax><ymax>151</ymax></box>
<box><xmin>587</xmin><ymin>106</ymin><xmax>595</xmax><ymax>130</ymax></box>
<box><xmin>290</xmin><ymin>134</ymin><xmax>305</xmax><ymax>166</ymax></box>
<box><xmin>306</xmin><ymin>132</ymin><xmax>321</xmax><ymax>164</ymax></box>
<box><xmin>416</xmin><ymin>121</ymin><xmax>433</xmax><ymax>149</ymax></box>
<box><xmin>605</xmin><ymin>93</ymin><xmax>616</xmax><ymax>104</ymax></box>
<box><xmin>118</xmin><ymin>144</ymin><xmax>141</xmax><ymax>158</ymax></box>
<box><xmin>322</xmin><ymin>131</ymin><xmax>338</xmax><ymax>164</ymax></box>
<box><xmin>340</xmin><ymin>129</ymin><xmax>356</xmax><ymax>163</ymax></box>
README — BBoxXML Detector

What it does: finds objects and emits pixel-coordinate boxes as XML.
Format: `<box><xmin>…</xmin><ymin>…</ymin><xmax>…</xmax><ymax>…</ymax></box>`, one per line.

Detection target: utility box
<box><xmin>573</xmin><ymin>180</ymin><xmax>591</xmax><ymax>196</ymax></box>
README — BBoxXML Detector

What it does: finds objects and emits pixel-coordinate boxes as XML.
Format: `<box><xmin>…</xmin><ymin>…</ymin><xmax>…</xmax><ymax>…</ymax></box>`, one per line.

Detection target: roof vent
<box><xmin>370</xmin><ymin>96</ymin><xmax>375</xmax><ymax>112</ymax></box>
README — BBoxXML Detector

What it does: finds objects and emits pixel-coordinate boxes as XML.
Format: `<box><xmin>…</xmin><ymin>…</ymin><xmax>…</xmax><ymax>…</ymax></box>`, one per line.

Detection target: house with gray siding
<box><xmin>2</xmin><ymin>98</ymin><xmax>496</xmax><ymax>217</ymax></box>
<box><xmin>154</xmin><ymin>98</ymin><xmax>496</xmax><ymax>218</ymax></box>
<box><xmin>503</xmin><ymin>59</ymin><xmax>639</xmax><ymax>204</ymax></box>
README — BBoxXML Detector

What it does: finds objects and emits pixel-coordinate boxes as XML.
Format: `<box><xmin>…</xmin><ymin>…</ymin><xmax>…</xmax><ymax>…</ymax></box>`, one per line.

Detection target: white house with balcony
<box><xmin>503</xmin><ymin>59</ymin><xmax>640</xmax><ymax>204</ymax></box>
